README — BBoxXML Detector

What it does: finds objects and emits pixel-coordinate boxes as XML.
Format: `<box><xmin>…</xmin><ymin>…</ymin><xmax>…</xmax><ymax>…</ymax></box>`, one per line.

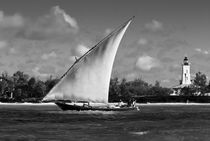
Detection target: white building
<box><xmin>171</xmin><ymin>57</ymin><xmax>192</xmax><ymax>95</ymax></box>
<box><xmin>181</xmin><ymin>56</ymin><xmax>191</xmax><ymax>85</ymax></box>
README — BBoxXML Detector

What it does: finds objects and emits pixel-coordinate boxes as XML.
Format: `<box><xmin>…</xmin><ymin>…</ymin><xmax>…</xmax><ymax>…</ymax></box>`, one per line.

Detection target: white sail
<box><xmin>43</xmin><ymin>18</ymin><xmax>133</xmax><ymax>103</ymax></box>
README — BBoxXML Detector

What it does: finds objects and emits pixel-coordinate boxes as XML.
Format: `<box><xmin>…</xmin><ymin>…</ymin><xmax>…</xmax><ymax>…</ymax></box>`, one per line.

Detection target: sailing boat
<box><xmin>42</xmin><ymin>17</ymin><xmax>138</xmax><ymax>111</ymax></box>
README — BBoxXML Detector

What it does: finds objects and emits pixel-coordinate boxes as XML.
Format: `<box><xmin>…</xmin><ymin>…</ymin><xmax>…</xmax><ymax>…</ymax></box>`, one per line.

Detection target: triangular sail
<box><xmin>43</xmin><ymin>17</ymin><xmax>133</xmax><ymax>103</ymax></box>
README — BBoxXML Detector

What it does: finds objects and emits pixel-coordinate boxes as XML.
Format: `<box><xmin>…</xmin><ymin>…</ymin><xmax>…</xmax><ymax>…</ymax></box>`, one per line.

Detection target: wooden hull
<box><xmin>55</xmin><ymin>102</ymin><xmax>138</xmax><ymax>111</ymax></box>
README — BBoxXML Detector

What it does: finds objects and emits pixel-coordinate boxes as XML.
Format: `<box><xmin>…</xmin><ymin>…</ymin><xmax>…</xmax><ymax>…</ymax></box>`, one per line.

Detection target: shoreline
<box><xmin>0</xmin><ymin>102</ymin><xmax>56</xmax><ymax>105</ymax></box>
<box><xmin>137</xmin><ymin>103</ymin><xmax>210</xmax><ymax>106</ymax></box>
<box><xmin>1</xmin><ymin>102</ymin><xmax>210</xmax><ymax>106</ymax></box>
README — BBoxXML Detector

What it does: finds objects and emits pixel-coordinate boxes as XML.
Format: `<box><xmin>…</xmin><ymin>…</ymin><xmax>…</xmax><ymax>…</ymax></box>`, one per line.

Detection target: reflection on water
<box><xmin>1</xmin><ymin>104</ymin><xmax>210</xmax><ymax>141</ymax></box>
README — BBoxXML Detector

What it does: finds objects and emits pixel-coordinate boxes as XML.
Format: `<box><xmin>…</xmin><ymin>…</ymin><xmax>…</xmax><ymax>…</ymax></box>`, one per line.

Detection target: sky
<box><xmin>0</xmin><ymin>0</ymin><xmax>209</xmax><ymax>87</ymax></box>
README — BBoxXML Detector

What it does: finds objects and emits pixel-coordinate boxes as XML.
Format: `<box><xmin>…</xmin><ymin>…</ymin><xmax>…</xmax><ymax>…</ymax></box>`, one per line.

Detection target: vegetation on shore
<box><xmin>109</xmin><ymin>71</ymin><xmax>210</xmax><ymax>103</ymax></box>
<box><xmin>0</xmin><ymin>70</ymin><xmax>210</xmax><ymax>103</ymax></box>
<box><xmin>0</xmin><ymin>71</ymin><xmax>59</xmax><ymax>102</ymax></box>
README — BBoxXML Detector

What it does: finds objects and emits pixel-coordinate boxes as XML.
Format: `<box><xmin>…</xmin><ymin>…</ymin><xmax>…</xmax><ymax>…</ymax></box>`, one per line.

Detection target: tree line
<box><xmin>109</xmin><ymin>71</ymin><xmax>210</xmax><ymax>103</ymax></box>
<box><xmin>109</xmin><ymin>78</ymin><xmax>172</xmax><ymax>102</ymax></box>
<box><xmin>0</xmin><ymin>71</ymin><xmax>59</xmax><ymax>102</ymax></box>
<box><xmin>0</xmin><ymin>70</ymin><xmax>210</xmax><ymax>103</ymax></box>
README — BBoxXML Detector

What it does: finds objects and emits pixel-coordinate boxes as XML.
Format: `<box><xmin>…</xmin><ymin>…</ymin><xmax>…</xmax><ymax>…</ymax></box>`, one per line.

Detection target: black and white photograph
<box><xmin>0</xmin><ymin>0</ymin><xmax>210</xmax><ymax>140</ymax></box>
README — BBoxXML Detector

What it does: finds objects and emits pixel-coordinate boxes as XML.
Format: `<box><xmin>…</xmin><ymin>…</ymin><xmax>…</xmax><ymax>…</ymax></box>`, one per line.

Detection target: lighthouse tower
<box><xmin>181</xmin><ymin>57</ymin><xmax>191</xmax><ymax>85</ymax></box>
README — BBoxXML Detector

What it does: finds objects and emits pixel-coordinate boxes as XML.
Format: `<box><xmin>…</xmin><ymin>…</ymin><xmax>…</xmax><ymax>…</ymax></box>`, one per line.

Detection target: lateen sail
<box><xmin>43</xmin><ymin>17</ymin><xmax>133</xmax><ymax>103</ymax></box>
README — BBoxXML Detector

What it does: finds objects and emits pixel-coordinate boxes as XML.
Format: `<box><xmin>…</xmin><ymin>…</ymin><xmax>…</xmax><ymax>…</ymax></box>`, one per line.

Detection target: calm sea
<box><xmin>0</xmin><ymin>103</ymin><xmax>210</xmax><ymax>141</ymax></box>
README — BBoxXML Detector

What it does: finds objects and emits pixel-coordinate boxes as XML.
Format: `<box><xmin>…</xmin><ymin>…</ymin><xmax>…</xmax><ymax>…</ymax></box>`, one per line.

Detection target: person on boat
<box><xmin>132</xmin><ymin>100</ymin><xmax>136</xmax><ymax>107</ymax></box>
<box><xmin>83</xmin><ymin>102</ymin><xmax>90</xmax><ymax>107</ymax></box>
<box><xmin>118</xmin><ymin>100</ymin><xmax>123</xmax><ymax>107</ymax></box>
<box><xmin>127</xmin><ymin>99</ymin><xmax>132</xmax><ymax>107</ymax></box>
<box><xmin>127</xmin><ymin>98</ymin><xmax>136</xmax><ymax>108</ymax></box>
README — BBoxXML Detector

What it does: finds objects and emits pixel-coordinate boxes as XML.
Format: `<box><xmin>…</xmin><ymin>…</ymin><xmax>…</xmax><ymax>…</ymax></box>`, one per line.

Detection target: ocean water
<box><xmin>0</xmin><ymin>103</ymin><xmax>210</xmax><ymax>141</ymax></box>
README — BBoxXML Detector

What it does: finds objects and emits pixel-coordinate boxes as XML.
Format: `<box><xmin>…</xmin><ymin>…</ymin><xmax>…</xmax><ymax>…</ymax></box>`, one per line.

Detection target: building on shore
<box><xmin>171</xmin><ymin>57</ymin><xmax>192</xmax><ymax>95</ymax></box>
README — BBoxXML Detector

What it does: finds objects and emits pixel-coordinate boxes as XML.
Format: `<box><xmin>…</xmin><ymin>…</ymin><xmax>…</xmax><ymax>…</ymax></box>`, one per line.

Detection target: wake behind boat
<box><xmin>42</xmin><ymin>17</ymin><xmax>139</xmax><ymax>111</ymax></box>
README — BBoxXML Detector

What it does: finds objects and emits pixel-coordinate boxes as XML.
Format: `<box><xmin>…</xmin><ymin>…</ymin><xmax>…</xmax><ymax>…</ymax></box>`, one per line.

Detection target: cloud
<box><xmin>0</xmin><ymin>7</ymin><xmax>87</xmax><ymax>79</ymax></box>
<box><xmin>32</xmin><ymin>66</ymin><xmax>50</xmax><ymax>78</ymax></box>
<box><xmin>145</xmin><ymin>20</ymin><xmax>163</xmax><ymax>31</ymax></box>
<box><xmin>136</xmin><ymin>55</ymin><xmax>160</xmax><ymax>71</ymax></box>
<box><xmin>0</xmin><ymin>6</ymin><xmax>79</xmax><ymax>40</ymax></box>
<box><xmin>195</xmin><ymin>48</ymin><xmax>201</xmax><ymax>52</ymax></box>
<box><xmin>75</xmin><ymin>44</ymin><xmax>89</xmax><ymax>56</ymax></box>
<box><xmin>41</xmin><ymin>51</ymin><xmax>57</xmax><ymax>60</ymax></box>
<box><xmin>135</xmin><ymin>38</ymin><xmax>154</xmax><ymax>52</ymax></box>
<box><xmin>204</xmin><ymin>51</ymin><xmax>209</xmax><ymax>55</ymax></box>
<box><xmin>53</xmin><ymin>6</ymin><xmax>79</xmax><ymax>30</ymax></box>
<box><xmin>142</xmin><ymin>20</ymin><xmax>175</xmax><ymax>37</ymax></box>
<box><xmin>0</xmin><ymin>11</ymin><xmax>24</xmax><ymax>28</ymax></box>
<box><xmin>195</xmin><ymin>48</ymin><xmax>209</xmax><ymax>55</ymax></box>
<box><xmin>0</xmin><ymin>40</ymin><xmax>7</xmax><ymax>49</ymax></box>
<box><xmin>16</xmin><ymin>6</ymin><xmax>79</xmax><ymax>40</ymax></box>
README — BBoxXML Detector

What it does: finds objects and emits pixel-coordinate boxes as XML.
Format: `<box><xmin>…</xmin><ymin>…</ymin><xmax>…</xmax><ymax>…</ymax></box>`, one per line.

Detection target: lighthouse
<box><xmin>181</xmin><ymin>56</ymin><xmax>191</xmax><ymax>85</ymax></box>
<box><xmin>171</xmin><ymin>56</ymin><xmax>192</xmax><ymax>95</ymax></box>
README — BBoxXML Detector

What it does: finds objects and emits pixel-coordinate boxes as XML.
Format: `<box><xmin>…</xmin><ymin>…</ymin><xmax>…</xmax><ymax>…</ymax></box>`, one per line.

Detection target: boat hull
<box><xmin>55</xmin><ymin>102</ymin><xmax>138</xmax><ymax>111</ymax></box>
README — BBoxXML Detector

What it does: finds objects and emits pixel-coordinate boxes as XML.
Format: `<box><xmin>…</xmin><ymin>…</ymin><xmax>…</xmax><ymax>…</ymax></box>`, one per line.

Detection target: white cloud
<box><xmin>0</xmin><ymin>7</ymin><xmax>84</xmax><ymax>79</ymax></box>
<box><xmin>195</xmin><ymin>48</ymin><xmax>209</xmax><ymax>55</ymax></box>
<box><xmin>76</xmin><ymin>44</ymin><xmax>89</xmax><ymax>55</ymax></box>
<box><xmin>138</xmin><ymin>38</ymin><xmax>148</xmax><ymax>45</ymax></box>
<box><xmin>53</xmin><ymin>6</ymin><xmax>79</xmax><ymax>30</ymax></box>
<box><xmin>41</xmin><ymin>51</ymin><xmax>57</xmax><ymax>60</ymax></box>
<box><xmin>136</xmin><ymin>55</ymin><xmax>160</xmax><ymax>71</ymax></box>
<box><xmin>195</xmin><ymin>48</ymin><xmax>201</xmax><ymax>52</ymax></box>
<box><xmin>204</xmin><ymin>51</ymin><xmax>209</xmax><ymax>55</ymax></box>
<box><xmin>17</xmin><ymin>6</ymin><xmax>79</xmax><ymax>40</ymax></box>
<box><xmin>0</xmin><ymin>6</ymin><xmax>80</xmax><ymax>42</ymax></box>
<box><xmin>0</xmin><ymin>11</ymin><xmax>24</xmax><ymax>28</ymax></box>
<box><xmin>145</xmin><ymin>20</ymin><xmax>163</xmax><ymax>31</ymax></box>
<box><xmin>0</xmin><ymin>40</ymin><xmax>7</xmax><ymax>49</ymax></box>
<box><xmin>32</xmin><ymin>66</ymin><xmax>50</xmax><ymax>78</ymax></box>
